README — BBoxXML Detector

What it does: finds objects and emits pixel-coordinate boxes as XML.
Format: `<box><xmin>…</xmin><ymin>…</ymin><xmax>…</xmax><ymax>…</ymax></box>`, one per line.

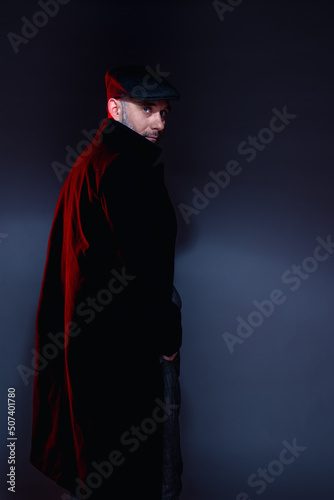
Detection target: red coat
<box><xmin>30</xmin><ymin>118</ymin><xmax>182</xmax><ymax>499</ymax></box>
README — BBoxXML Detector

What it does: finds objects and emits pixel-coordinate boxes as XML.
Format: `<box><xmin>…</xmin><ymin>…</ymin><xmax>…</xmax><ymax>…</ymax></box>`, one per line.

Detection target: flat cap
<box><xmin>105</xmin><ymin>64</ymin><xmax>180</xmax><ymax>102</ymax></box>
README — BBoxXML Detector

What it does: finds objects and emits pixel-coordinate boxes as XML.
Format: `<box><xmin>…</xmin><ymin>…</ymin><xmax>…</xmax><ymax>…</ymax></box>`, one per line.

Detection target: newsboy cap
<box><xmin>105</xmin><ymin>64</ymin><xmax>180</xmax><ymax>102</ymax></box>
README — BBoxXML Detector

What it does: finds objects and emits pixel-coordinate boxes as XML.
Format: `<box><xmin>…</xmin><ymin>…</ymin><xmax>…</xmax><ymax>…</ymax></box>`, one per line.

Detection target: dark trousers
<box><xmin>160</xmin><ymin>351</ymin><xmax>183</xmax><ymax>499</ymax></box>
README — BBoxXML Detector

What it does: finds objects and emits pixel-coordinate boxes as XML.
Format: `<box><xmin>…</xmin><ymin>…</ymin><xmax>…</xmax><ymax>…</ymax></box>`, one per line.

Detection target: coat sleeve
<box><xmin>99</xmin><ymin>153</ymin><xmax>182</xmax><ymax>355</ymax></box>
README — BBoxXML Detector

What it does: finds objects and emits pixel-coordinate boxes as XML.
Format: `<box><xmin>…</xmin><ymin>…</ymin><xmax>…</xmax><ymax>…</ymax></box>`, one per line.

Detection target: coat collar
<box><xmin>100</xmin><ymin>118</ymin><xmax>162</xmax><ymax>164</ymax></box>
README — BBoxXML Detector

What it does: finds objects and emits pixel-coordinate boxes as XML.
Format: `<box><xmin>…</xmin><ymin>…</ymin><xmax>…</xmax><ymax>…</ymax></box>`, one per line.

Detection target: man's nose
<box><xmin>151</xmin><ymin>113</ymin><xmax>165</xmax><ymax>131</ymax></box>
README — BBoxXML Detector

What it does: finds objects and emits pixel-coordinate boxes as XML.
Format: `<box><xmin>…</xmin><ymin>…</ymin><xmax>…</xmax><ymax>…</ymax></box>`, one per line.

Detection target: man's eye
<box><xmin>143</xmin><ymin>107</ymin><xmax>151</xmax><ymax>113</ymax></box>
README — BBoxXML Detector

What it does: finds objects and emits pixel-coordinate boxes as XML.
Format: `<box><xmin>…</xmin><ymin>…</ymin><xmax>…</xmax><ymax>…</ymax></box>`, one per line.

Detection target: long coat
<box><xmin>30</xmin><ymin>118</ymin><xmax>182</xmax><ymax>499</ymax></box>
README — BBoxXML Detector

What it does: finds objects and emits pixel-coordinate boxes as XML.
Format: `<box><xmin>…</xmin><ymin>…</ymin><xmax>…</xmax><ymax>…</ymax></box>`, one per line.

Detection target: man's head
<box><xmin>107</xmin><ymin>98</ymin><xmax>170</xmax><ymax>144</ymax></box>
<box><xmin>105</xmin><ymin>64</ymin><xmax>180</xmax><ymax>144</ymax></box>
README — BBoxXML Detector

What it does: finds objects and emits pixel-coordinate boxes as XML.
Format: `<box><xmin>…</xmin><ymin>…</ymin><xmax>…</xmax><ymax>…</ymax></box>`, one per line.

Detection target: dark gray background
<box><xmin>1</xmin><ymin>0</ymin><xmax>334</xmax><ymax>499</ymax></box>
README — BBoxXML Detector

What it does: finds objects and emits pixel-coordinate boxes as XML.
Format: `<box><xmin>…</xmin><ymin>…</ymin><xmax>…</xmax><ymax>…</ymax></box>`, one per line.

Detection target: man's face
<box><xmin>115</xmin><ymin>98</ymin><xmax>171</xmax><ymax>144</ymax></box>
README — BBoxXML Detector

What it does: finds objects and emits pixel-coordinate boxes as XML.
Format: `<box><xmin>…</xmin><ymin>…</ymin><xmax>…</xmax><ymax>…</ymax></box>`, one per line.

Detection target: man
<box><xmin>30</xmin><ymin>65</ymin><xmax>183</xmax><ymax>500</ymax></box>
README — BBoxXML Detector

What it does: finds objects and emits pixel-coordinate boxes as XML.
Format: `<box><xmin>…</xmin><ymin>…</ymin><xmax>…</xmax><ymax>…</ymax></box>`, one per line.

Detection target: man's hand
<box><xmin>162</xmin><ymin>352</ymin><xmax>178</xmax><ymax>361</ymax></box>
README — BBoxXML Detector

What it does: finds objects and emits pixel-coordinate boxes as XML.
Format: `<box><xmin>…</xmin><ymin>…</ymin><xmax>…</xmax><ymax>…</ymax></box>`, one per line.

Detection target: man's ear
<box><xmin>107</xmin><ymin>98</ymin><xmax>122</xmax><ymax>121</ymax></box>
